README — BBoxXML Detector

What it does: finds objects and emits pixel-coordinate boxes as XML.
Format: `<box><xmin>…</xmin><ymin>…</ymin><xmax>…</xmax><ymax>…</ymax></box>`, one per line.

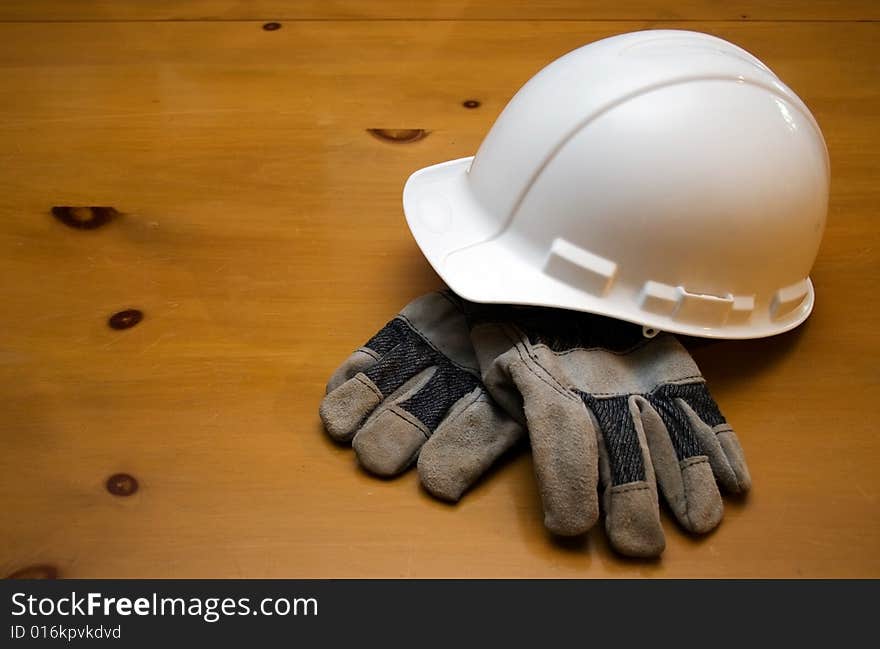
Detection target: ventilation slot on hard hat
<box><xmin>771</xmin><ymin>279</ymin><xmax>810</xmax><ymax>320</ymax></box>
<box><xmin>543</xmin><ymin>238</ymin><xmax>617</xmax><ymax>297</ymax></box>
<box><xmin>640</xmin><ymin>282</ymin><xmax>755</xmax><ymax>328</ymax></box>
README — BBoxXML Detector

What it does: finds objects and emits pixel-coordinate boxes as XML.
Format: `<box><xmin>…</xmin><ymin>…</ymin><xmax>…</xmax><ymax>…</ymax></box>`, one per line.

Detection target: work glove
<box><xmin>319</xmin><ymin>292</ymin><xmax>524</xmax><ymax>500</ymax></box>
<box><xmin>469</xmin><ymin>304</ymin><xmax>751</xmax><ymax>557</ymax></box>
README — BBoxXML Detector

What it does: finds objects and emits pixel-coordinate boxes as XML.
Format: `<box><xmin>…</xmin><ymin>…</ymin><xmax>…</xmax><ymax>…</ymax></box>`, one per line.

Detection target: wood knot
<box><xmin>51</xmin><ymin>206</ymin><xmax>118</xmax><ymax>230</ymax></box>
<box><xmin>108</xmin><ymin>309</ymin><xmax>143</xmax><ymax>330</ymax></box>
<box><xmin>367</xmin><ymin>129</ymin><xmax>429</xmax><ymax>144</ymax></box>
<box><xmin>106</xmin><ymin>473</ymin><xmax>139</xmax><ymax>496</ymax></box>
<box><xmin>7</xmin><ymin>564</ymin><xmax>59</xmax><ymax>579</ymax></box>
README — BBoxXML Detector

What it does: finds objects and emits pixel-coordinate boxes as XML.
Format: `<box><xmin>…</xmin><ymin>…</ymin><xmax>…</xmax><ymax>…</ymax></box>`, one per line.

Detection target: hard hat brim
<box><xmin>403</xmin><ymin>157</ymin><xmax>815</xmax><ymax>340</ymax></box>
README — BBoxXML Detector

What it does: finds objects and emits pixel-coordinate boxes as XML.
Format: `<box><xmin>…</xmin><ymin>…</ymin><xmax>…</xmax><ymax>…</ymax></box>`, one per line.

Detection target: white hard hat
<box><xmin>403</xmin><ymin>30</ymin><xmax>829</xmax><ymax>339</ymax></box>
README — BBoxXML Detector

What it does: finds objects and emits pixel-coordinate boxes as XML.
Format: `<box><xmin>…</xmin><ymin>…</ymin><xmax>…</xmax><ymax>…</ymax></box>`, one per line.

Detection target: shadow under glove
<box><xmin>320</xmin><ymin>292</ymin><xmax>524</xmax><ymax>500</ymax></box>
<box><xmin>470</xmin><ymin>306</ymin><xmax>751</xmax><ymax>557</ymax></box>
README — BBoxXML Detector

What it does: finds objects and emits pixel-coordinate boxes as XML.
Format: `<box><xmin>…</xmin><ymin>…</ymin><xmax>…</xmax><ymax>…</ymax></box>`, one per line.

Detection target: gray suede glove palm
<box><xmin>470</xmin><ymin>305</ymin><xmax>751</xmax><ymax>557</ymax></box>
<box><xmin>319</xmin><ymin>292</ymin><xmax>524</xmax><ymax>500</ymax></box>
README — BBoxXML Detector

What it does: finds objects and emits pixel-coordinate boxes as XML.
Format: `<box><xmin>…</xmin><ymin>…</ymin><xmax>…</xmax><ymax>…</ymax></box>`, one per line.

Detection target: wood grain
<box><xmin>0</xmin><ymin>9</ymin><xmax>878</xmax><ymax>578</ymax></box>
<box><xmin>1</xmin><ymin>1</ymin><xmax>878</xmax><ymax>21</ymax></box>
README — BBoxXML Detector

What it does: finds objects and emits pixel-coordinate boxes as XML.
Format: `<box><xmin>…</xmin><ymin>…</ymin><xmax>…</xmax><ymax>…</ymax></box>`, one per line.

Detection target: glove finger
<box><xmin>354</xmin><ymin>362</ymin><xmax>478</xmax><ymax>477</ymax></box>
<box><xmin>511</xmin><ymin>363</ymin><xmax>598</xmax><ymax>536</ymax></box>
<box><xmin>675</xmin><ymin>394</ymin><xmax>751</xmax><ymax>494</ymax></box>
<box><xmin>418</xmin><ymin>386</ymin><xmax>525</xmax><ymax>502</ymax></box>
<box><xmin>325</xmin><ymin>317</ymin><xmax>411</xmax><ymax>393</ymax></box>
<box><xmin>325</xmin><ymin>349</ymin><xmax>380</xmax><ymax>394</ymax></box>
<box><xmin>319</xmin><ymin>335</ymin><xmax>438</xmax><ymax>442</ymax></box>
<box><xmin>320</xmin><ymin>374</ymin><xmax>384</xmax><ymax>442</ymax></box>
<box><xmin>585</xmin><ymin>395</ymin><xmax>665</xmax><ymax>558</ymax></box>
<box><xmin>638</xmin><ymin>394</ymin><xmax>723</xmax><ymax>534</ymax></box>
<box><xmin>352</xmin><ymin>405</ymin><xmax>428</xmax><ymax>477</ymax></box>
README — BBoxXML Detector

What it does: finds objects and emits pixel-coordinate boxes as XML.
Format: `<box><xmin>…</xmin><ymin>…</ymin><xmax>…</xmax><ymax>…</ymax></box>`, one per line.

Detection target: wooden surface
<box><xmin>1</xmin><ymin>1</ymin><xmax>879</xmax><ymax>21</ymax></box>
<box><xmin>1</xmin><ymin>2</ymin><xmax>878</xmax><ymax>578</ymax></box>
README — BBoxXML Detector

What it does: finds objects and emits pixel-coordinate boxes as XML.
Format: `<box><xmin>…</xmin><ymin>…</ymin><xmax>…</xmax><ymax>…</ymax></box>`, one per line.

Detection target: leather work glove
<box><xmin>469</xmin><ymin>305</ymin><xmax>751</xmax><ymax>557</ymax></box>
<box><xmin>319</xmin><ymin>292</ymin><xmax>524</xmax><ymax>500</ymax></box>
